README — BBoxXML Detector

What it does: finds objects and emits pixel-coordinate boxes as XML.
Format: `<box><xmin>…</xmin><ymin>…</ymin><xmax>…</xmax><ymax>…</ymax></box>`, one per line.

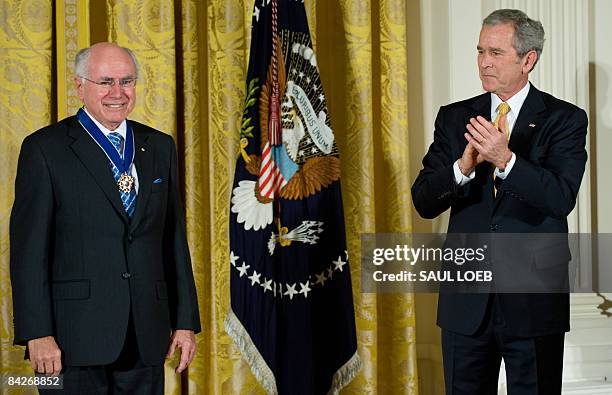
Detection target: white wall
<box><xmin>592</xmin><ymin>0</ymin><xmax>612</xmax><ymax>291</ymax></box>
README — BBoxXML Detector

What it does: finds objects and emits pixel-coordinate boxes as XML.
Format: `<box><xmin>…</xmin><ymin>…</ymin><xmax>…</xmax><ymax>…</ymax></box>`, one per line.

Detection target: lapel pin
<box><xmin>141</xmin><ymin>147</ymin><xmax>146</xmax><ymax>152</ymax></box>
<box><xmin>529</xmin><ymin>123</ymin><xmax>536</xmax><ymax>128</ymax></box>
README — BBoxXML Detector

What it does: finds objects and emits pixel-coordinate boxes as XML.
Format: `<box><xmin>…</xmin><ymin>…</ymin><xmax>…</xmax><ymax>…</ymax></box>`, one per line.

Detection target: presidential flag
<box><xmin>225</xmin><ymin>0</ymin><xmax>361</xmax><ymax>393</ymax></box>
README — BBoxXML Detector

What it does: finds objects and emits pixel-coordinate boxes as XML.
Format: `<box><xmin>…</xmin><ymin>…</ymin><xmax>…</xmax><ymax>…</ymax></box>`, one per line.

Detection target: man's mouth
<box><xmin>104</xmin><ymin>104</ymin><xmax>126</xmax><ymax>109</ymax></box>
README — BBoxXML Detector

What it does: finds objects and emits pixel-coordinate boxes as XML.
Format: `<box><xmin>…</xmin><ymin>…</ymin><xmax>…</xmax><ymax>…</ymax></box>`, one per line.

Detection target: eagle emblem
<box><xmin>231</xmin><ymin>31</ymin><xmax>340</xmax><ymax>244</ymax></box>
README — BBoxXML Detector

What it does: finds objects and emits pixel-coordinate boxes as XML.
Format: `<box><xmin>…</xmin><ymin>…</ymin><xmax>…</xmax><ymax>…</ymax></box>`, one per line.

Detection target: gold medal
<box><xmin>117</xmin><ymin>173</ymin><xmax>134</xmax><ymax>193</ymax></box>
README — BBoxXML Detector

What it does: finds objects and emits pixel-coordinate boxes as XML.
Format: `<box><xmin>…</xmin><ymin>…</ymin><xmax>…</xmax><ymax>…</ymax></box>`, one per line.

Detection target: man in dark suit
<box><xmin>10</xmin><ymin>42</ymin><xmax>201</xmax><ymax>394</ymax></box>
<box><xmin>412</xmin><ymin>9</ymin><xmax>587</xmax><ymax>394</ymax></box>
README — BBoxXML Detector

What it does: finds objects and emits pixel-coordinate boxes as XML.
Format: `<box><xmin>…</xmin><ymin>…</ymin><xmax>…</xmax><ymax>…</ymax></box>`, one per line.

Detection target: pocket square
<box><xmin>153</xmin><ymin>178</ymin><xmax>163</xmax><ymax>184</ymax></box>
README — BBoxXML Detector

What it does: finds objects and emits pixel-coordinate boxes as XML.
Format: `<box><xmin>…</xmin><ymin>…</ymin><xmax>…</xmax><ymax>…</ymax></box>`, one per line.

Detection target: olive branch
<box><xmin>240</xmin><ymin>78</ymin><xmax>259</xmax><ymax>139</ymax></box>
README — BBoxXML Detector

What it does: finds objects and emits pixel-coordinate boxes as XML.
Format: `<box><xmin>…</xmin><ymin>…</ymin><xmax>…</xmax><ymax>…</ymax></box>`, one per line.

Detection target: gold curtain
<box><xmin>0</xmin><ymin>1</ymin><xmax>418</xmax><ymax>393</ymax></box>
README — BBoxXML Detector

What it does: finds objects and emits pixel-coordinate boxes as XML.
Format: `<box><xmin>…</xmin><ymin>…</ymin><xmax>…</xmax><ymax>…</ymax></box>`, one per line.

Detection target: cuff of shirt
<box><xmin>453</xmin><ymin>160</ymin><xmax>476</xmax><ymax>186</ymax></box>
<box><xmin>494</xmin><ymin>152</ymin><xmax>516</xmax><ymax>180</ymax></box>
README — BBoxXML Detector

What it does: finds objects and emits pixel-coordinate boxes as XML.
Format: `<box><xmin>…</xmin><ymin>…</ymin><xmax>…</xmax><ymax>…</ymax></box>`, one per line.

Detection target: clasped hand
<box><xmin>458</xmin><ymin>116</ymin><xmax>513</xmax><ymax>175</ymax></box>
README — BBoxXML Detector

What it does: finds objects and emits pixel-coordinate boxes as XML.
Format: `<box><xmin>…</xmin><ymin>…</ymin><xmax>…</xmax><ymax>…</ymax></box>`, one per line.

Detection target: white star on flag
<box><xmin>314</xmin><ymin>271</ymin><xmax>327</xmax><ymax>285</ymax></box>
<box><xmin>327</xmin><ymin>266</ymin><xmax>334</xmax><ymax>279</ymax></box>
<box><xmin>237</xmin><ymin>262</ymin><xmax>250</xmax><ymax>277</ymax></box>
<box><xmin>253</xmin><ymin>6</ymin><xmax>260</xmax><ymax>22</ymax></box>
<box><xmin>284</xmin><ymin>283</ymin><xmax>298</xmax><ymax>300</ymax></box>
<box><xmin>261</xmin><ymin>278</ymin><xmax>273</xmax><ymax>293</ymax></box>
<box><xmin>299</xmin><ymin>281</ymin><xmax>311</xmax><ymax>297</ymax></box>
<box><xmin>248</xmin><ymin>270</ymin><xmax>261</xmax><ymax>285</ymax></box>
<box><xmin>333</xmin><ymin>256</ymin><xmax>347</xmax><ymax>272</ymax></box>
<box><xmin>230</xmin><ymin>251</ymin><xmax>239</xmax><ymax>266</ymax></box>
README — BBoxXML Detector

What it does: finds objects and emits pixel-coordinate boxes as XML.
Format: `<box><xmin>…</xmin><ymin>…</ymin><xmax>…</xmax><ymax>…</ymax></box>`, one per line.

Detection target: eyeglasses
<box><xmin>79</xmin><ymin>76</ymin><xmax>137</xmax><ymax>89</ymax></box>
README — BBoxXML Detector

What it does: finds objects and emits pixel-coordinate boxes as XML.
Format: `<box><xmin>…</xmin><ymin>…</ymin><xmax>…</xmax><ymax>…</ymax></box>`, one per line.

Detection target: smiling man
<box><xmin>10</xmin><ymin>43</ymin><xmax>201</xmax><ymax>394</ymax></box>
<box><xmin>412</xmin><ymin>9</ymin><xmax>587</xmax><ymax>394</ymax></box>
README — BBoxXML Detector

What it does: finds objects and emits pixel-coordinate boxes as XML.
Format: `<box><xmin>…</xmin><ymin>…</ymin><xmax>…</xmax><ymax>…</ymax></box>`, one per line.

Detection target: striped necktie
<box><xmin>494</xmin><ymin>102</ymin><xmax>511</xmax><ymax>136</ymax></box>
<box><xmin>493</xmin><ymin>102</ymin><xmax>510</xmax><ymax>197</ymax></box>
<box><xmin>108</xmin><ymin>132</ymin><xmax>137</xmax><ymax>217</ymax></box>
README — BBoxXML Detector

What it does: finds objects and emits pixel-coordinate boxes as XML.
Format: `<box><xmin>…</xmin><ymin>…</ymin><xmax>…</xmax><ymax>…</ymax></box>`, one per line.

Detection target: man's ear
<box><xmin>74</xmin><ymin>77</ymin><xmax>84</xmax><ymax>100</ymax></box>
<box><xmin>523</xmin><ymin>50</ymin><xmax>538</xmax><ymax>74</ymax></box>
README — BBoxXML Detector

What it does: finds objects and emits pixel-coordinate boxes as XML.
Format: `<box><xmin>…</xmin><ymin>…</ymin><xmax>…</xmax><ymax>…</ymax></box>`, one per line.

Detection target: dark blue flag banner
<box><xmin>225</xmin><ymin>0</ymin><xmax>361</xmax><ymax>393</ymax></box>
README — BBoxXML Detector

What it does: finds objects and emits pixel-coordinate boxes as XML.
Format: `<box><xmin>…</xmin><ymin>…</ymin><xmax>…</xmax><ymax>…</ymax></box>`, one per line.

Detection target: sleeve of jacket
<box><xmin>499</xmin><ymin>107</ymin><xmax>588</xmax><ymax>219</ymax></box>
<box><xmin>10</xmin><ymin>135</ymin><xmax>55</xmax><ymax>346</ymax></box>
<box><xmin>163</xmin><ymin>136</ymin><xmax>202</xmax><ymax>333</ymax></box>
<box><xmin>412</xmin><ymin>106</ymin><xmax>471</xmax><ymax>219</ymax></box>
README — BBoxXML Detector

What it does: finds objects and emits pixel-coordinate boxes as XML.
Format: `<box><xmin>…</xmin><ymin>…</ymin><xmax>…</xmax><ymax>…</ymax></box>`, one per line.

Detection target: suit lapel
<box><xmin>68</xmin><ymin>118</ymin><xmax>129</xmax><ymax>224</ymax></box>
<box><xmin>129</xmin><ymin>126</ymin><xmax>154</xmax><ymax>232</ymax></box>
<box><xmin>508</xmin><ymin>84</ymin><xmax>546</xmax><ymax>157</ymax></box>
<box><xmin>470</xmin><ymin>93</ymin><xmax>491</xmax><ymax>121</ymax></box>
<box><xmin>493</xmin><ymin>84</ymin><xmax>546</xmax><ymax>210</ymax></box>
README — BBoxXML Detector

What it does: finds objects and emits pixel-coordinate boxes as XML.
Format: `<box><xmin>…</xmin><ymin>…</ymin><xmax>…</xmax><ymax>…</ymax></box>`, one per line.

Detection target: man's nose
<box><xmin>479</xmin><ymin>53</ymin><xmax>492</xmax><ymax>68</ymax></box>
<box><xmin>107</xmin><ymin>82</ymin><xmax>123</xmax><ymax>97</ymax></box>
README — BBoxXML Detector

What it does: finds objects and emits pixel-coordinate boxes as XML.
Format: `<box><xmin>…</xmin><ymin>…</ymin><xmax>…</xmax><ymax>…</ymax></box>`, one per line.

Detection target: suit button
<box><xmin>127</xmin><ymin>234</ymin><xmax>134</xmax><ymax>242</ymax></box>
<box><xmin>121</xmin><ymin>272</ymin><xmax>132</xmax><ymax>279</ymax></box>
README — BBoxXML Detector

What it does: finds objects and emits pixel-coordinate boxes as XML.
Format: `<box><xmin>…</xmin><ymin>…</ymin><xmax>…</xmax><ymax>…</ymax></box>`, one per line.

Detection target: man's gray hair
<box><xmin>74</xmin><ymin>45</ymin><xmax>140</xmax><ymax>79</ymax></box>
<box><xmin>483</xmin><ymin>9</ymin><xmax>545</xmax><ymax>65</ymax></box>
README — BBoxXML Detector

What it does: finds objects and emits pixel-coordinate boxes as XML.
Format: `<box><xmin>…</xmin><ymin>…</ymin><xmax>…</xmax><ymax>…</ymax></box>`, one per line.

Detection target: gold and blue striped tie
<box><xmin>108</xmin><ymin>132</ymin><xmax>137</xmax><ymax>217</ymax></box>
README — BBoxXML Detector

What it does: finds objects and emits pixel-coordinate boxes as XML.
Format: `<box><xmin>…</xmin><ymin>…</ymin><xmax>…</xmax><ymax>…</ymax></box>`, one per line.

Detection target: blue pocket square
<box><xmin>153</xmin><ymin>178</ymin><xmax>163</xmax><ymax>184</ymax></box>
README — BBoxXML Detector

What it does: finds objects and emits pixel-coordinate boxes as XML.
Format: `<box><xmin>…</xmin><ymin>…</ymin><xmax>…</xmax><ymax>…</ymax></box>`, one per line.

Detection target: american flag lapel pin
<box><xmin>529</xmin><ymin>123</ymin><xmax>536</xmax><ymax>128</ymax></box>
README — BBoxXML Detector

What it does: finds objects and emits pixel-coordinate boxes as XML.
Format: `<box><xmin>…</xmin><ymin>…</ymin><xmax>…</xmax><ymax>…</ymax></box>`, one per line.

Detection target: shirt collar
<box><xmin>491</xmin><ymin>82</ymin><xmax>531</xmax><ymax>120</ymax></box>
<box><xmin>83</xmin><ymin>107</ymin><xmax>127</xmax><ymax>140</ymax></box>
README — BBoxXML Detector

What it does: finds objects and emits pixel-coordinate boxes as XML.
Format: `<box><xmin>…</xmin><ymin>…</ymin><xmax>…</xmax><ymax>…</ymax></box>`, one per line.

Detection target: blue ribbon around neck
<box><xmin>77</xmin><ymin>108</ymin><xmax>135</xmax><ymax>174</ymax></box>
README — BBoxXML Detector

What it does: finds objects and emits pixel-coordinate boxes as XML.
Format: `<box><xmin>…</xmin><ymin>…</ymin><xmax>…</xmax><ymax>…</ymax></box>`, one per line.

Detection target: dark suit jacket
<box><xmin>10</xmin><ymin>116</ymin><xmax>201</xmax><ymax>366</ymax></box>
<box><xmin>411</xmin><ymin>84</ymin><xmax>587</xmax><ymax>337</ymax></box>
